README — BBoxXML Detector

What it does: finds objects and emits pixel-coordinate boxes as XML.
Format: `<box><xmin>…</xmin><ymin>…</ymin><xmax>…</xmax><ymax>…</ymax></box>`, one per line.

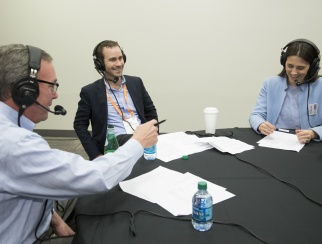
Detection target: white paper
<box><xmin>119</xmin><ymin>166</ymin><xmax>184</xmax><ymax>202</ymax></box>
<box><xmin>156</xmin><ymin>132</ymin><xmax>213</xmax><ymax>162</ymax></box>
<box><xmin>119</xmin><ymin>166</ymin><xmax>235</xmax><ymax>216</ymax></box>
<box><xmin>257</xmin><ymin>131</ymin><xmax>304</xmax><ymax>152</ymax></box>
<box><xmin>198</xmin><ymin>136</ymin><xmax>255</xmax><ymax>154</ymax></box>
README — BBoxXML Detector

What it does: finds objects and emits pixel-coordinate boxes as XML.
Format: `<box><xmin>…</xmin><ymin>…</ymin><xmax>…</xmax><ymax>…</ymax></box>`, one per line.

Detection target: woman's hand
<box><xmin>296</xmin><ymin>129</ymin><xmax>317</xmax><ymax>144</ymax></box>
<box><xmin>258</xmin><ymin>122</ymin><xmax>276</xmax><ymax>135</ymax></box>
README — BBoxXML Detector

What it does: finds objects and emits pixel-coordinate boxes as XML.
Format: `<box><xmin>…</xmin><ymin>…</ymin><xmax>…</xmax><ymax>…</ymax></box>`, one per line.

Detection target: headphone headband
<box><xmin>12</xmin><ymin>45</ymin><xmax>41</xmax><ymax>108</ymax></box>
<box><xmin>27</xmin><ymin>45</ymin><xmax>42</xmax><ymax>71</ymax></box>
<box><xmin>282</xmin><ymin>38</ymin><xmax>320</xmax><ymax>55</ymax></box>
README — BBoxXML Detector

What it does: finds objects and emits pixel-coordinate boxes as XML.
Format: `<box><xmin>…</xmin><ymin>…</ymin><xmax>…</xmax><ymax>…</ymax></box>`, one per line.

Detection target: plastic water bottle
<box><xmin>144</xmin><ymin>144</ymin><xmax>156</xmax><ymax>160</ymax></box>
<box><xmin>104</xmin><ymin>125</ymin><xmax>119</xmax><ymax>154</ymax></box>
<box><xmin>192</xmin><ymin>181</ymin><xmax>213</xmax><ymax>231</ymax></box>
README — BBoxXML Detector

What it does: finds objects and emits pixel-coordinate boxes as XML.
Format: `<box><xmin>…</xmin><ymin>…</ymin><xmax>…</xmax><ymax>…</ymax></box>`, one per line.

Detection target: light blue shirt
<box><xmin>275</xmin><ymin>85</ymin><xmax>301</xmax><ymax>129</ymax></box>
<box><xmin>0</xmin><ymin>102</ymin><xmax>143</xmax><ymax>243</ymax></box>
<box><xmin>105</xmin><ymin>76</ymin><xmax>141</xmax><ymax>136</ymax></box>
<box><xmin>249</xmin><ymin>76</ymin><xmax>322</xmax><ymax>140</ymax></box>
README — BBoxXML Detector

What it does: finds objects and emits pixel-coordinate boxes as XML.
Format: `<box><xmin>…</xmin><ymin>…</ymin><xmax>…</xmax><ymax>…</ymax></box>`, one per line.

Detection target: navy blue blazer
<box><xmin>74</xmin><ymin>75</ymin><xmax>158</xmax><ymax>160</ymax></box>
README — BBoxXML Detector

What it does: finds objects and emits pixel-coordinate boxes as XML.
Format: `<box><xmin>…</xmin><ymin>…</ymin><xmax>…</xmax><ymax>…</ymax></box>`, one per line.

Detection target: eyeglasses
<box><xmin>37</xmin><ymin>79</ymin><xmax>59</xmax><ymax>93</ymax></box>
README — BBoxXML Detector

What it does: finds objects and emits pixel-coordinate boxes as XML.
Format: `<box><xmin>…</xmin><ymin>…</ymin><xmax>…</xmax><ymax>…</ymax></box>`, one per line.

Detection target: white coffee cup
<box><xmin>203</xmin><ymin>107</ymin><xmax>219</xmax><ymax>134</ymax></box>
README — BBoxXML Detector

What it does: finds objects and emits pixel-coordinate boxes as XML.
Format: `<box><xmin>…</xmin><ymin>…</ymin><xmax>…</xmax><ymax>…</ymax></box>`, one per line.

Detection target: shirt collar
<box><xmin>0</xmin><ymin>101</ymin><xmax>35</xmax><ymax>131</ymax></box>
<box><xmin>104</xmin><ymin>75</ymin><xmax>126</xmax><ymax>89</ymax></box>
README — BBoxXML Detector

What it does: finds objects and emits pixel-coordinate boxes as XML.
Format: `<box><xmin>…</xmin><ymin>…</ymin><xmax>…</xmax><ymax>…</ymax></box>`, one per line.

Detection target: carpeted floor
<box><xmin>44</xmin><ymin>137</ymin><xmax>89</xmax><ymax>160</ymax></box>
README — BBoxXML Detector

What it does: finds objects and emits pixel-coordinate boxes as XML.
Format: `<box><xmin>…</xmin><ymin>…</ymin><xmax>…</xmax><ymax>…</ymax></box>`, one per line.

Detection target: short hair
<box><xmin>0</xmin><ymin>44</ymin><xmax>52</xmax><ymax>101</ymax></box>
<box><xmin>94</xmin><ymin>40</ymin><xmax>121</xmax><ymax>61</ymax></box>
<box><xmin>278</xmin><ymin>41</ymin><xmax>320</xmax><ymax>81</ymax></box>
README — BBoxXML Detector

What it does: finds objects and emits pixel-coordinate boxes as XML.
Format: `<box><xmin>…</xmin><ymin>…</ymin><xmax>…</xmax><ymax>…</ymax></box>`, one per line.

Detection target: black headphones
<box><xmin>92</xmin><ymin>40</ymin><xmax>127</xmax><ymax>74</ymax></box>
<box><xmin>12</xmin><ymin>45</ymin><xmax>41</xmax><ymax>108</ymax></box>
<box><xmin>280</xmin><ymin>38</ymin><xmax>321</xmax><ymax>79</ymax></box>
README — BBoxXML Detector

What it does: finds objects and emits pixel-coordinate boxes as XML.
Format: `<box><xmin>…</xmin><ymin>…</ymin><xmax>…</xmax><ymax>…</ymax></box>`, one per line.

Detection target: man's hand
<box><xmin>51</xmin><ymin>211</ymin><xmax>75</xmax><ymax>236</ymax></box>
<box><xmin>132</xmin><ymin>119</ymin><xmax>158</xmax><ymax>148</ymax></box>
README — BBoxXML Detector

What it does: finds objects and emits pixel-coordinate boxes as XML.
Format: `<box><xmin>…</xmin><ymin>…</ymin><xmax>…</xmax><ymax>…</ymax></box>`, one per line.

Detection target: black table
<box><xmin>72</xmin><ymin>128</ymin><xmax>322</xmax><ymax>244</ymax></box>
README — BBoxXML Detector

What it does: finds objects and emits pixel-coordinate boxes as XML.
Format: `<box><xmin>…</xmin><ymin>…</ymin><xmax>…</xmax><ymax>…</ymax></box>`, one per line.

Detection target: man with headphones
<box><xmin>0</xmin><ymin>44</ymin><xmax>158</xmax><ymax>243</ymax></box>
<box><xmin>74</xmin><ymin>40</ymin><xmax>158</xmax><ymax>160</ymax></box>
<box><xmin>249</xmin><ymin>38</ymin><xmax>322</xmax><ymax>143</ymax></box>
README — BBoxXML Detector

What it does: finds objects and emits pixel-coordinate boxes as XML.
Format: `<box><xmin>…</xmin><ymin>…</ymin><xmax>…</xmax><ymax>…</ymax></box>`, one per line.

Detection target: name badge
<box><xmin>308</xmin><ymin>103</ymin><xmax>318</xmax><ymax>116</ymax></box>
<box><xmin>123</xmin><ymin>116</ymin><xmax>139</xmax><ymax>134</ymax></box>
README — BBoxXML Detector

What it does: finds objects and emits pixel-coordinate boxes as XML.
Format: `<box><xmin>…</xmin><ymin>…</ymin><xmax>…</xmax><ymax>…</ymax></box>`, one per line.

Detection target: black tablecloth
<box><xmin>72</xmin><ymin>128</ymin><xmax>322</xmax><ymax>244</ymax></box>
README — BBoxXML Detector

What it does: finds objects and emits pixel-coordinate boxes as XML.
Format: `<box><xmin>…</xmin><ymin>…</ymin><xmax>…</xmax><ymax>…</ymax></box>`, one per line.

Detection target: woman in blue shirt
<box><xmin>249</xmin><ymin>39</ymin><xmax>322</xmax><ymax>143</ymax></box>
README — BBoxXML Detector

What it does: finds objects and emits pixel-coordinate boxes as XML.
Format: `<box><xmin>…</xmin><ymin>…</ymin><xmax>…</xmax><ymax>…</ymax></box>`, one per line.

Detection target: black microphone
<box><xmin>104</xmin><ymin>76</ymin><xmax>119</xmax><ymax>84</ymax></box>
<box><xmin>295</xmin><ymin>78</ymin><xmax>313</xmax><ymax>86</ymax></box>
<box><xmin>295</xmin><ymin>80</ymin><xmax>301</xmax><ymax>86</ymax></box>
<box><xmin>111</xmin><ymin>77</ymin><xmax>119</xmax><ymax>83</ymax></box>
<box><xmin>32</xmin><ymin>98</ymin><xmax>67</xmax><ymax>115</ymax></box>
<box><xmin>53</xmin><ymin>105</ymin><xmax>67</xmax><ymax>115</ymax></box>
<box><xmin>96</xmin><ymin>66</ymin><xmax>119</xmax><ymax>84</ymax></box>
<box><xmin>295</xmin><ymin>68</ymin><xmax>321</xmax><ymax>86</ymax></box>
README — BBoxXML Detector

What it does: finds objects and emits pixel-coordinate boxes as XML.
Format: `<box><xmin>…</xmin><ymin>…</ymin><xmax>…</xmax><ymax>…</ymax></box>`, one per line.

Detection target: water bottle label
<box><xmin>144</xmin><ymin>145</ymin><xmax>156</xmax><ymax>160</ymax></box>
<box><xmin>192</xmin><ymin>206</ymin><xmax>213</xmax><ymax>222</ymax></box>
<box><xmin>144</xmin><ymin>145</ymin><xmax>156</xmax><ymax>154</ymax></box>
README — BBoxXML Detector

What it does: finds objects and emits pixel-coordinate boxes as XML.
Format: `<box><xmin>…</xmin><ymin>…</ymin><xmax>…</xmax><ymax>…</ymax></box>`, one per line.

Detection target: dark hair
<box><xmin>278</xmin><ymin>41</ymin><xmax>320</xmax><ymax>81</ymax></box>
<box><xmin>95</xmin><ymin>40</ymin><xmax>121</xmax><ymax>62</ymax></box>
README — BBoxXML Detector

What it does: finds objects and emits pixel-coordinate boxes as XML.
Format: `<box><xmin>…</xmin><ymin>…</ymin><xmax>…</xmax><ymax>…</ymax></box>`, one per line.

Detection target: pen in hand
<box><xmin>276</xmin><ymin>128</ymin><xmax>290</xmax><ymax>133</ymax></box>
<box><xmin>154</xmin><ymin>119</ymin><xmax>166</xmax><ymax>126</ymax></box>
<box><xmin>276</xmin><ymin>128</ymin><xmax>296</xmax><ymax>134</ymax></box>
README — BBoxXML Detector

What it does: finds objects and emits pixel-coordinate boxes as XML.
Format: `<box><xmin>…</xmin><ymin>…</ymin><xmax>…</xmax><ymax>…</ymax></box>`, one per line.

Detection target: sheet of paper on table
<box><xmin>257</xmin><ymin>131</ymin><xmax>304</xmax><ymax>152</ymax></box>
<box><xmin>156</xmin><ymin>132</ymin><xmax>214</xmax><ymax>162</ymax></box>
<box><xmin>119</xmin><ymin>166</ymin><xmax>235</xmax><ymax>216</ymax></box>
<box><xmin>156</xmin><ymin>131</ymin><xmax>254</xmax><ymax>162</ymax></box>
<box><xmin>198</xmin><ymin>136</ymin><xmax>255</xmax><ymax>154</ymax></box>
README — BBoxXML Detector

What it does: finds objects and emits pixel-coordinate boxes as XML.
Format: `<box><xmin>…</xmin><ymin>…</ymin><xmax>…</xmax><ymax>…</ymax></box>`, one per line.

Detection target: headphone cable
<box><xmin>74</xmin><ymin>209</ymin><xmax>271</xmax><ymax>244</ymax></box>
<box><xmin>34</xmin><ymin>199</ymin><xmax>48</xmax><ymax>241</ymax></box>
<box><xmin>17</xmin><ymin>106</ymin><xmax>25</xmax><ymax>127</ymax></box>
<box><xmin>104</xmin><ymin>76</ymin><xmax>135</xmax><ymax>132</ymax></box>
<box><xmin>306</xmin><ymin>82</ymin><xmax>313</xmax><ymax>128</ymax></box>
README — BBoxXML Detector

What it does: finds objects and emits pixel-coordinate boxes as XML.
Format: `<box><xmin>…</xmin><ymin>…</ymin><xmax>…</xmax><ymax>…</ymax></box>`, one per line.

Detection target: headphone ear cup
<box><xmin>93</xmin><ymin>57</ymin><xmax>105</xmax><ymax>72</ymax></box>
<box><xmin>307</xmin><ymin>57</ymin><xmax>320</xmax><ymax>78</ymax></box>
<box><xmin>12</xmin><ymin>79</ymin><xmax>39</xmax><ymax>107</ymax></box>
<box><xmin>121</xmin><ymin>50</ymin><xmax>127</xmax><ymax>63</ymax></box>
<box><xmin>280</xmin><ymin>50</ymin><xmax>286</xmax><ymax>66</ymax></box>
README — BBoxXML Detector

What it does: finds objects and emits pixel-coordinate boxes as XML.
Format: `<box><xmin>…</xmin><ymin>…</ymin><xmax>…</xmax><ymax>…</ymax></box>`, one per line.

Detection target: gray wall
<box><xmin>1</xmin><ymin>0</ymin><xmax>321</xmax><ymax>133</ymax></box>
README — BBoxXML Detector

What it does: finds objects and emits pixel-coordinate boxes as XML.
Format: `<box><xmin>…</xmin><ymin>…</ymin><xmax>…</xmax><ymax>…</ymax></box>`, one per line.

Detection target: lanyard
<box><xmin>105</xmin><ymin>84</ymin><xmax>134</xmax><ymax>118</ymax></box>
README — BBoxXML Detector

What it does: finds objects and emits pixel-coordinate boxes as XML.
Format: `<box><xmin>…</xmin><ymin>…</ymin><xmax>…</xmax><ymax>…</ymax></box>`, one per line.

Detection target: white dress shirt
<box><xmin>0</xmin><ymin>102</ymin><xmax>143</xmax><ymax>243</ymax></box>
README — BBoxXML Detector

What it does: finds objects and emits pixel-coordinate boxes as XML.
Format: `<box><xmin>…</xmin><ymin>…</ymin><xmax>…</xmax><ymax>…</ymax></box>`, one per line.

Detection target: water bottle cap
<box><xmin>198</xmin><ymin>181</ymin><xmax>207</xmax><ymax>190</ymax></box>
<box><xmin>108</xmin><ymin>124</ymin><xmax>114</xmax><ymax>128</ymax></box>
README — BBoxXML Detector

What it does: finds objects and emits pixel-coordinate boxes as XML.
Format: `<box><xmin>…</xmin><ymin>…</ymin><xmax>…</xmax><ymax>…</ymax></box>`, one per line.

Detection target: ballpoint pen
<box><xmin>154</xmin><ymin>119</ymin><xmax>166</xmax><ymax>126</ymax></box>
<box><xmin>275</xmin><ymin>128</ymin><xmax>296</xmax><ymax>134</ymax></box>
<box><xmin>276</xmin><ymin>128</ymin><xmax>290</xmax><ymax>133</ymax></box>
